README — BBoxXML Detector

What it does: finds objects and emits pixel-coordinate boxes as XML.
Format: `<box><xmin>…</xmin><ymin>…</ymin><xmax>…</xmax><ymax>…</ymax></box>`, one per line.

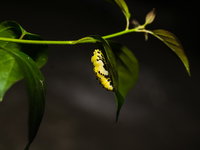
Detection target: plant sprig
<box><xmin>0</xmin><ymin>25</ymin><xmax>144</xmax><ymax>45</ymax></box>
<box><xmin>0</xmin><ymin>1</ymin><xmax>190</xmax><ymax>150</ymax></box>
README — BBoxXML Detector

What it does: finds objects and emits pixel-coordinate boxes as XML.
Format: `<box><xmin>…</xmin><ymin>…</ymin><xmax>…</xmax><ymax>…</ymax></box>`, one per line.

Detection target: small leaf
<box><xmin>131</xmin><ymin>19</ymin><xmax>140</xmax><ymax>28</ymax></box>
<box><xmin>145</xmin><ymin>8</ymin><xmax>156</xmax><ymax>25</ymax></box>
<box><xmin>0</xmin><ymin>21</ymin><xmax>49</xmax><ymax>100</ymax></box>
<box><xmin>106</xmin><ymin>0</ymin><xmax>131</xmax><ymax>29</ymax></box>
<box><xmin>148</xmin><ymin>29</ymin><xmax>190</xmax><ymax>76</ymax></box>
<box><xmin>1</xmin><ymin>46</ymin><xmax>46</xmax><ymax>150</ymax></box>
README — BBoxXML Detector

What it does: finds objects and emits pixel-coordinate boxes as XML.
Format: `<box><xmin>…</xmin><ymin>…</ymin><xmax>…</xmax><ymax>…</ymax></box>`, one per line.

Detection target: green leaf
<box><xmin>148</xmin><ymin>29</ymin><xmax>190</xmax><ymax>76</ymax></box>
<box><xmin>114</xmin><ymin>90</ymin><xmax>124</xmax><ymax>122</ymax></box>
<box><xmin>0</xmin><ymin>50</ymin><xmax>23</xmax><ymax>101</ymax></box>
<box><xmin>108</xmin><ymin>41</ymin><xmax>139</xmax><ymax>98</ymax></box>
<box><xmin>108</xmin><ymin>41</ymin><xmax>138</xmax><ymax>122</ymax></box>
<box><xmin>90</xmin><ymin>36</ymin><xmax>138</xmax><ymax>121</ymax></box>
<box><xmin>90</xmin><ymin>36</ymin><xmax>118</xmax><ymax>90</ymax></box>
<box><xmin>89</xmin><ymin>35</ymin><xmax>123</xmax><ymax>121</ymax></box>
<box><xmin>106</xmin><ymin>0</ymin><xmax>131</xmax><ymax>29</ymax></box>
<box><xmin>1</xmin><ymin>46</ymin><xmax>46</xmax><ymax>150</ymax></box>
<box><xmin>0</xmin><ymin>21</ymin><xmax>49</xmax><ymax>101</ymax></box>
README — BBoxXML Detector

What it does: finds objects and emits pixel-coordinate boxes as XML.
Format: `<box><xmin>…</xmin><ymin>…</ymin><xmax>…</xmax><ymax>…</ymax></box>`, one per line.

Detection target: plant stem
<box><xmin>0</xmin><ymin>28</ymin><xmax>138</xmax><ymax>45</ymax></box>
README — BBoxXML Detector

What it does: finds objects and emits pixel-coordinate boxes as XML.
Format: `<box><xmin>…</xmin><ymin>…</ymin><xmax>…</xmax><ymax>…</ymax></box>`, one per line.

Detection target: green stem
<box><xmin>0</xmin><ymin>27</ymin><xmax>138</xmax><ymax>45</ymax></box>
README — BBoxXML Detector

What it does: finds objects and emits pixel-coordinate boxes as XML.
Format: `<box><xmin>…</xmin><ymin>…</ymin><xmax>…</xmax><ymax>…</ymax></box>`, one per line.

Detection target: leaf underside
<box><xmin>108</xmin><ymin>41</ymin><xmax>139</xmax><ymax>98</ymax></box>
<box><xmin>149</xmin><ymin>29</ymin><xmax>190</xmax><ymax>76</ymax></box>
<box><xmin>91</xmin><ymin>36</ymin><xmax>139</xmax><ymax>122</ymax></box>
<box><xmin>108</xmin><ymin>41</ymin><xmax>139</xmax><ymax>122</ymax></box>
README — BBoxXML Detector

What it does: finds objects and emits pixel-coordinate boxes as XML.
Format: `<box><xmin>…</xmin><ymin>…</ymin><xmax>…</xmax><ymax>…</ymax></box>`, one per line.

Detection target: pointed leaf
<box><xmin>1</xmin><ymin>46</ymin><xmax>46</xmax><ymax>150</ymax></box>
<box><xmin>89</xmin><ymin>36</ymin><xmax>124</xmax><ymax>121</ymax></box>
<box><xmin>90</xmin><ymin>36</ymin><xmax>138</xmax><ymax>121</ymax></box>
<box><xmin>148</xmin><ymin>29</ymin><xmax>190</xmax><ymax>76</ymax></box>
<box><xmin>114</xmin><ymin>90</ymin><xmax>124</xmax><ymax>122</ymax></box>
<box><xmin>108</xmin><ymin>41</ymin><xmax>138</xmax><ymax>122</ymax></box>
<box><xmin>0</xmin><ymin>21</ymin><xmax>49</xmax><ymax>100</ymax></box>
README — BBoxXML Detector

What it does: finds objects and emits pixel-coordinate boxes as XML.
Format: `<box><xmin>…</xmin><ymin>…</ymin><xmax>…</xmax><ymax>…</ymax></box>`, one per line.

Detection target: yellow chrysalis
<box><xmin>91</xmin><ymin>49</ymin><xmax>113</xmax><ymax>91</ymax></box>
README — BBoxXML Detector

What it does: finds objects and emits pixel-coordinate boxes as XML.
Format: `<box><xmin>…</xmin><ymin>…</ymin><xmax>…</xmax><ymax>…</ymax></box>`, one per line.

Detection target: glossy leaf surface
<box><xmin>1</xmin><ymin>46</ymin><xmax>46</xmax><ymax>150</ymax></box>
<box><xmin>0</xmin><ymin>21</ymin><xmax>49</xmax><ymax>100</ymax></box>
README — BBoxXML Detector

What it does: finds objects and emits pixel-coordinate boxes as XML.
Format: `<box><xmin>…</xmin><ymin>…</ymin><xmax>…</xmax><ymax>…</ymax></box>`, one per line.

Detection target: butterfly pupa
<box><xmin>91</xmin><ymin>49</ymin><xmax>113</xmax><ymax>91</ymax></box>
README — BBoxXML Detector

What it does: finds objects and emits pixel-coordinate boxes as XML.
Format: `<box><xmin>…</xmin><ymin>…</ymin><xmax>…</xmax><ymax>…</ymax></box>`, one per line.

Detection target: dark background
<box><xmin>0</xmin><ymin>0</ymin><xmax>199</xmax><ymax>150</ymax></box>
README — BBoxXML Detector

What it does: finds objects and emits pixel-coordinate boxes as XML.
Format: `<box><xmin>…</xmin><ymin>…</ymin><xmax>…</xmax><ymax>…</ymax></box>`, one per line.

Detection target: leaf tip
<box><xmin>114</xmin><ymin>91</ymin><xmax>124</xmax><ymax>123</ymax></box>
<box><xmin>186</xmin><ymin>66</ymin><xmax>191</xmax><ymax>77</ymax></box>
<box><xmin>24</xmin><ymin>143</ymin><xmax>30</xmax><ymax>150</ymax></box>
<box><xmin>0</xmin><ymin>94</ymin><xmax>3</xmax><ymax>102</ymax></box>
<box><xmin>115</xmin><ymin>109</ymin><xmax>120</xmax><ymax>123</ymax></box>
